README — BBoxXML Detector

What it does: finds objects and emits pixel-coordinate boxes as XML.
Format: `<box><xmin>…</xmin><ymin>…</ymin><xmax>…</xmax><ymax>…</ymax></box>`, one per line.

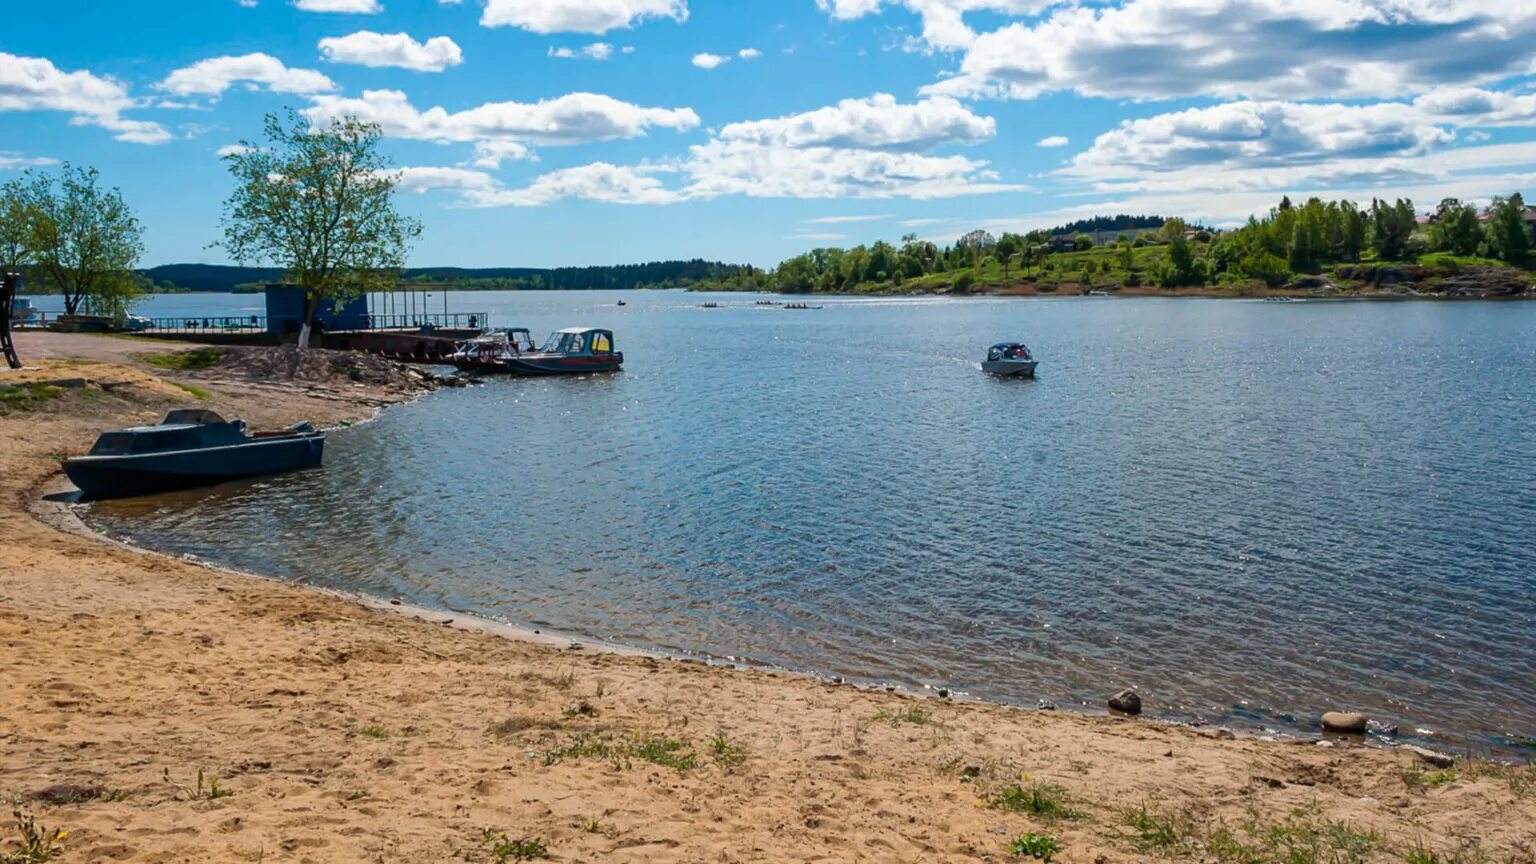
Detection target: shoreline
<box><xmin>2</xmin><ymin>336</ymin><xmax>1532</xmax><ymax>864</ymax></box>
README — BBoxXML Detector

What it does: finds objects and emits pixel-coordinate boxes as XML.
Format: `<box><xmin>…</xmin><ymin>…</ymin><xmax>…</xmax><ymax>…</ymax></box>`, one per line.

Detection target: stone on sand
<box><xmin>1322</xmin><ymin>711</ymin><xmax>1368</xmax><ymax>734</ymax></box>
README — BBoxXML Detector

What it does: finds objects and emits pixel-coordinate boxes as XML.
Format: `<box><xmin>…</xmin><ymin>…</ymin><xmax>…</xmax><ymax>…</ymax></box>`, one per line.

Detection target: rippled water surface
<box><xmin>89</xmin><ymin>291</ymin><xmax>1536</xmax><ymax>745</ymax></box>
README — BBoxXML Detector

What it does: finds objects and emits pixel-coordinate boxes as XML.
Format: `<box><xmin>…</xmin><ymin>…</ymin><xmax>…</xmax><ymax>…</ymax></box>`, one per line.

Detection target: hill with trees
<box><xmin>130</xmin><ymin>259</ymin><xmax>751</xmax><ymax>293</ymax></box>
<box><xmin>697</xmin><ymin>193</ymin><xmax>1533</xmax><ymax>298</ymax></box>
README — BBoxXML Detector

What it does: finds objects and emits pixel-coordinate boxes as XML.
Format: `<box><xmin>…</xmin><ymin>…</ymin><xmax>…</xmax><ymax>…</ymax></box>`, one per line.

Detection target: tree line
<box><xmin>1</xmin><ymin>166</ymin><xmax>145</xmax><ymax>318</ymax></box>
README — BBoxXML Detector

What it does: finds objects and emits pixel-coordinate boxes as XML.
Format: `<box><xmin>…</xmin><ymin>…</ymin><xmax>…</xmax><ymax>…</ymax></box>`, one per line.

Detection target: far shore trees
<box><xmin>23</xmin><ymin>165</ymin><xmax>144</xmax><ymax>317</ymax></box>
<box><xmin>1</xmin><ymin>178</ymin><xmax>36</xmax><ymax>274</ymax></box>
<box><xmin>218</xmin><ymin>109</ymin><xmax>420</xmax><ymax>349</ymax></box>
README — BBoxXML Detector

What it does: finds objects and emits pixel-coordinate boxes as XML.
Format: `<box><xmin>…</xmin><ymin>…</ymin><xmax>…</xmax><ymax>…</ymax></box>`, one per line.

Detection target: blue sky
<box><xmin>3</xmin><ymin>0</ymin><xmax>1534</xmax><ymax>268</ymax></box>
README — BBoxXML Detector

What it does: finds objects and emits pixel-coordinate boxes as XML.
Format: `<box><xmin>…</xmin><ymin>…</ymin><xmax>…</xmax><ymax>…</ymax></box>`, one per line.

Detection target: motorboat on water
<box><xmin>982</xmin><ymin>342</ymin><xmax>1038</xmax><ymax>377</ymax></box>
<box><xmin>9</xmin><ymin>297</ymin><xmax>42</xmax><ymax>326</ymax></box>
<box><xmin>63</xmin><ymin>409</ymin><xmax>324</xmax><ymax>500</ymax></box>
<box><xmin>446</xmin><ymin>328</ymin><xmax>536</xmax><ymax>365</ymax></box>
<box><xmin>446</xmin><ymin>327</ymin><xmax>623</xmax><ymax>375</ymax></box>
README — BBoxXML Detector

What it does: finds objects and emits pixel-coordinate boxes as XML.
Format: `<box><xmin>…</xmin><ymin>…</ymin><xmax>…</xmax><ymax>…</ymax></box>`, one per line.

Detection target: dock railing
<box><xmin>362</xmin><ymin>312</ymin><xmax>489</xmax><ymax>332</ymax></box>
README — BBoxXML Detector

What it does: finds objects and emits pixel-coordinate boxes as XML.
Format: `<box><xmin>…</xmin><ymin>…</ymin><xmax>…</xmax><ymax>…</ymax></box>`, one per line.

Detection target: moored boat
<box><xmin>445</xmin><ymin>327</ymin><xmax>623</xmax><ymax>376</ymax></box>
<box><xmin>982</xmin><ymin>342</ymin><xmax>1038</xmax><ymax>377</ymax></box>
<box><xmin>63</xmin><ymin>409</ymin><xmax>325</xmax><ymax>500</ymax></box>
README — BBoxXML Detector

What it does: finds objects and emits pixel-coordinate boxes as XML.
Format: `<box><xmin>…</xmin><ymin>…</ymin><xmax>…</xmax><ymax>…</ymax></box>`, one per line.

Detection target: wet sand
<box><xmin>1</xmin><ymin>333</ymin><xmax>1532</xmax><ymax>864</ymax></box>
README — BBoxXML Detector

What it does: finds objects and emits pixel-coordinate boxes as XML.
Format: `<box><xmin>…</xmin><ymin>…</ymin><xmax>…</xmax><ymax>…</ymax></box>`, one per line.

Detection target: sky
<box><xmin>3</xmin><ymin>0</ymin><xmax>1534</xmax><ymax>269</ymax></box>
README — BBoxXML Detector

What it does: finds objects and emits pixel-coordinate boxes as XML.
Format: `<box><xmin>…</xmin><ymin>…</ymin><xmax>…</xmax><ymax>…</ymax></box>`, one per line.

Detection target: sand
<box><xmin>2</xmin><ymin>333</ymin><xmax>1532</xmax><ymax>864</ymax></box>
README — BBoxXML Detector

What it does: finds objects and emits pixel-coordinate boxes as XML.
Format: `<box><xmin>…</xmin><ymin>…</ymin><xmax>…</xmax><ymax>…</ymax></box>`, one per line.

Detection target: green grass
<box><xmin>477</xmin><ymin>830</ymin><xmax>548</xmax><ymax>863</ymax></box>
<box><xmin>709</xmin><ymin>730</ymin><xmax>748</xmax><ymax>769</ymax></box>
<box><xmin>2</xmin><ymin>808</ymin><xmax>68</xmax><ymax>864</ymax></box>
<box><xmin>1009</xmin><ymin>833</ymin><xmax>1062</xmax><ymax>861</ymax></box>
<box><xmin>989</xmin><ymin>783</ymin><xmax>1087</xmax><ymax>821</ymax></box>
<box><xmin>359</xmin><ymin>725</ymin><xmax>390</xmax><ymax>739</ymax></box>
<box><xmin>140</xmin><ymin>347</ymin><xmax>226</xmax><ymax>371</ymax></box>
<box><xmin>0</xmin><ymin>384</ymin><xmax>63</xmax><ymax>413</ymax></box>
<box><xmin>872</xmin><ymin>706</ymin><xmax>935</xmax><ymax>726</ymax></box>
<box><xmin>1118</xmin><ymin>804</ymin><xmax>1383</xmax><ymax>864</ymax></box>
<box><xmin>1120</xmin><ymin>804</ymin><xmax>1193</xmax><ymax>854</ymax></box>
<box><xmin>540</xmin><ymin>732</ymin><xmax>699</xmax><ymax>772</ymax></box>
<box><xmin>168</xmin><ymin>380</ymin><xmax>211</xmax><ymax>399</ymax></box>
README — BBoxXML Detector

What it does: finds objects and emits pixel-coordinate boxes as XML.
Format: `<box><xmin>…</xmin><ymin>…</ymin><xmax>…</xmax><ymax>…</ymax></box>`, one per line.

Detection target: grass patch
<box><xmin>168</xmin><ymin>380</ymin><xmax>210</xmax><ymax>400</ymax></box>
<box><xmin>1009</xmin><ymin>833</ymin><xmax>1062</xmax><ymax>862</ymax></box>
<box><xmin>990</xmin><ymin>783</ymin><xmax>1087</xmax><ymax>822</ymax></box>
<box><xmin>472</xmin><ymin>829</ymin><xmax>548</xmax><ymax>863</ymax></box>
<box><xmin>873</xmin><ymin>706</ymin><xmax>935</xmax><ymax>726</ymax></box>
<box><xmin>1119</xmin><ymin>804</ymin><xmax>1383</xmax><ymax>864</ymax></box>
<box><xmin>0</xmin><ymin>384</ymin><xmax>63</xmax><ymax>413</ymax></box>
<box><xmin>140</xmin><ymin>347</ymin><xmax>226</xmax><ymax>371</ymax></box>
<box><xmin>2</xmin><ymin>808</ymin><xmax>68</xmax><ymax>864</ymax></box>
<box><xmin>540</xmin><ymin>731</ymin><xmax>699</xmax><ymax>772</ymax></box>
<box><xmin>360</xmin><ymin>725</ymin><xmax>390</xmax><ymax>739</ymax></box>
<box><xmin>1463</xmin><ymin>762</ymin><xmax>1535</xmax><ymax>799</ymax></box>
<box><xmin>709</xmin><ymin>730</ymin><xmax>748</xmax><ymax>769</ymax></box>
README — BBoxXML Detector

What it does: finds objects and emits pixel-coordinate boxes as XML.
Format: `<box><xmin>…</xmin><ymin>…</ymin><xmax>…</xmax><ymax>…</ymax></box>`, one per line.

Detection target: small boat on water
<box><xmin>784</xmin><ymin>303</ymin><xmax>823</xmax><ymax>310</ymax></box>
<box><xmin>446</xmin><ymin>327</ymin><xmax>623</xmax><ymax>376</ymax></box>
<box><xmin>446</xmin><ymin>328</ymin><xmax>536</xmax><ymax>366</ymax></box>
<box><xmin>9</xmin><ymin>297</ymin><xmax>42</xmax><ymax>326</ymax></box>
<box><xmin>63</xmin><ymin>409</ymin><xmax>324</xmax><ymax>500</ymax></box>
<box><xmin>982</xmin><ymin>342</ymin><xmax>1038</xmax><ymax>377</ymax></box>
<box><xmin>699</xmin><ymin>302</ymin><xmax>723</xmax><ymax>309</ymax></box>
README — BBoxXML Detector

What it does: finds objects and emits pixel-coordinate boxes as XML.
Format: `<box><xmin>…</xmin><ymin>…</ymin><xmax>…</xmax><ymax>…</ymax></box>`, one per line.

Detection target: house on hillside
<box><xmin>1475</xmin><ymin>205</ymin><xmax>1536</xmax><ymax>237</ymax></box>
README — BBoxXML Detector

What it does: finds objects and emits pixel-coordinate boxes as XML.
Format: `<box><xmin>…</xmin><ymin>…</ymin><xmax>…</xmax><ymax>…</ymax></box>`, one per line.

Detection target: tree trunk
<box><xmin>64</xmin><ymin>288</ymin><xmax>82</xmax><ymax>316</ymax></box>
<box><xmin>298</xmin><ymin>293</ymin><xmax>317</xmax><ymax>349</ymax></box>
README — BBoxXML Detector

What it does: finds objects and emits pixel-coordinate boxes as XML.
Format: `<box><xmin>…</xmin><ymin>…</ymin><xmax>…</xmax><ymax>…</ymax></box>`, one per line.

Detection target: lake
<box><xmin>83</xmin><ymin>290</ymin><xmax>1536</xmax><ymax>749</ymax></box>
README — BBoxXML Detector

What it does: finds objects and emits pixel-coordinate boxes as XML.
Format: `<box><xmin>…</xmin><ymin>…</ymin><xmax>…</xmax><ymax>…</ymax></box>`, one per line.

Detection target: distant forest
<box><xmin>130</xmin><ymin>260</ymin><xmax>752</xmax><ymax>293</ymax></box>
<box><xmin>1046</xmin><ymin>215</ymin><xmax>1169</xmax><ymax>236</ymax></box>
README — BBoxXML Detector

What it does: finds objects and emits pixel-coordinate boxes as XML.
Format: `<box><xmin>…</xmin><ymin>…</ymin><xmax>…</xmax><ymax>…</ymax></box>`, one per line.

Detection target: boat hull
<box><xmin>448</xmin><ymin>353</ymin><xmax>624</xmax><ymax>376</ymax></box>
<box><xmin>982</xmin><ymin>359</ymin><xmax>1038</xmax><ymax>377</ymax></box>
<box><xmin>63</xmin><ymin>436</ymin><xmax>325</xmax><ymax>500</ymax></box>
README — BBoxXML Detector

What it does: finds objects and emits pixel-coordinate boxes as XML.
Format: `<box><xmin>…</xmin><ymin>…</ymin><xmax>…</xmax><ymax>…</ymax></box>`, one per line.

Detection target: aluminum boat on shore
<box><xmin>982</xmin><ymin>342</ymin><xmax>1039</xmax><ymax>377</ymax></box>
<box><xmin>63</xmin><ymin>409</ymin><xmax>325</xmax><ymax>500</ymax></box>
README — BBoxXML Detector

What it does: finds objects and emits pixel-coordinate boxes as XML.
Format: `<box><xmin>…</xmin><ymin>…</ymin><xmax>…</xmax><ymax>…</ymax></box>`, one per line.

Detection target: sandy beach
<box><xmin>2</xmin><ymin>332</ymin><xmax>1532</xmax><ymax>864</ymax></box>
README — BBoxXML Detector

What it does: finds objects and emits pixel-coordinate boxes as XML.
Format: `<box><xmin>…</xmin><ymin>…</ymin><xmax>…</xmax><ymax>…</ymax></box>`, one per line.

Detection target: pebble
<box><xmin>938</xmin><ymin>688</ymin><xmax>950</xmax><ymax>699</ymax></box>
<box><xmin>1321</xmin><ymin>711</ymin><xmax>1368</xmax><ymax>734</ymax></box>
<box><xmin>1037</xmin><ymin>699</ymin><xmax>1058</xmax><ymax>711</ymax></box>
<box><xmin>1108</xmin><ymin>688</ymin><xmax>1142</xmax><ymax>715</ymax></box>
<box><xmin>1407</xmin><ymin>746</ymin><xmax>1455</xmax><ymax>769</ymax></box>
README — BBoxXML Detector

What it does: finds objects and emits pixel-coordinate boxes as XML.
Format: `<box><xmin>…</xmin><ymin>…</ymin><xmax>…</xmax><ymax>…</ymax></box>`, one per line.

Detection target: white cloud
<box><xmin>319</xmin><ymin>32</ymin><xmax>463</xmax><ymax>72</ymax></box>
<box><xmin>470</xmin><ymin>140</ymin><xmax>535</xmax><ymax>168</ymax></box>
<box><xmin>482</xmin><ymin>0</ymin><xmax>687</xmax><ymax>34</ymax></box>
<box><xmin>295</xmin><ymin>0</ymin><xmax>381</xmax><ymax>12</ymax></box>
<box><xmin>804</xmin><ymin>214</ymin><xmax>890</xmax><ymax>223</ymax></box>
<box><xmin>1036</xmin><ymin>135</ymin><xmax>1068</xmax><ymax>147</ymax></box>
<box><xmin>548</xmin><ymin>42</ymin><xmax>614</xmax><ymax>60</ymax></box>
<box><xmin>1067</xmin><ymin>88</ymin><xmax>1536</xmax><ymax>187</ymax></box>
<box><xmin>692</xmin><ymin>53</ymin><xmax>729</xmax><ymax>69</ymax></box>
<box><xmin>718</xmin><ymin>94</ymin><xmax>994</xmax><ymax>152</ymax></box>
<box><xmin>681</xmin><ymin>139</ymin><xmax>1023</xmax><ymax>200</ymax></box>
<box><xmin>738</xmin><ymin>48</ymin><xmax>762</xmax><ymax>60</ymax></box>
<box><xmin>216</xmin><ymin>143</ymin><xmax>257</xmax><ymax>157</ymax></box>
<box><xmin>0</xmin><ymin>52</ymin><xmax>170</xmax><ymax>144</ymax></box>
<box><xmin>0</xmin><ymin>152</ymin><xmax>58</xmax><ymax>170</ymax></box>
<box><xmin>817</xmin><ymin>0</ymin><xmax>1059</xmax><ymax>51</ymax></box>
<box><xmin>158</xmin><ymin>53</ymin><xmax>336</xmax><ymax>98</ymax></box>
<box><xmin>922</xmin><ymin>0</ymin><xmax>1536</xmax><ymax>102</ymax></box>
<box><xmin>394</xmin><ymin>166</ymin><xmax>501</xmax><ymax>194</ymax></box>
<box><xmin>466</xmin><ymin>163</ymin><xmax>683</xmax><ymax>207</ymax></box>
<box><xmin>303</xmin><ymin>89</ymin><xmax>699</xmax><ymax>147</ymax></box>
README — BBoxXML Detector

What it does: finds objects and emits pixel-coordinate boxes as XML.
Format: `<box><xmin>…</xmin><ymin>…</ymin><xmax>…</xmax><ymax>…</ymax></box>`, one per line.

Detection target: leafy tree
<box><xmin>957</xmin><ymin>229</ymin><xmax>996</xmax><ymax>266</ymax></box>
<box><xmin>1368</xmin><ymin>198</ymin><xmax>1416</xmax><ymax>260</ymax></box>
<box><xmin>0</xmin><ymin>178</ymin><xmax>38</xmax><ymax>273</ymax></box>
<box><xmin>1074</xmin><ymin>234</ymin><xmax>1094</xmax><ymax>251</ymax></box>
<box><xmin>25</xmin><ymin>164</ymin><xmax>144</xmax><ymax>317</ymax></box>
<box><xmin>1484</xmin><ymin>193</ymin><xmax>1531</xmax><ymax>263</ymax></box>
<box><xmin>218</xmin><ymin>109</ymin><xmax>421</xmax><ymax>347</ymax></box>
<box><xmin>1429</xmin><ymin>198</ymin><xmax>1482</xmax><ymax>256</ymax></box>
<box><xmin>996</xmin><ymin>232</ymin><xmax>1023</xmax><ymax>276</ymax></box>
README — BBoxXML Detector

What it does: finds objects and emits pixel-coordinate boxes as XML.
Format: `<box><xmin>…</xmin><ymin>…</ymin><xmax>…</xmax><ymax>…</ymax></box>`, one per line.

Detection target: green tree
<box><xmin>1368</xmin><ymin>198</ymin><xmax>1416</xmax><ymax>260</ymax></box>
<box><xmin>0</xmin><ymin>178</ymin><xmax>38</xmax><ymax>273</ymax></box>
<box><xmin>1484</xmin><ymin>193</ymin><xmax>1531</xmax><ymax>263</ymax></box>
<box><xmin>218</xmin><ymin>110</ymin><xmax>421</xmax><ymax>347</ymax></box>
<box><xmin>1429</xmin><ymin>198</ymin><xmax>1481</xmax><ymax>256</ymax></box>
<box><xmin>1074</xmin><ymin>234</ymin><xmax>1094</xmax><ymax>251</ymax></box>
<box><xmin>26</xmin><ymin>164</ymin><xmax>144</xmax><ymax>317</ymax></box>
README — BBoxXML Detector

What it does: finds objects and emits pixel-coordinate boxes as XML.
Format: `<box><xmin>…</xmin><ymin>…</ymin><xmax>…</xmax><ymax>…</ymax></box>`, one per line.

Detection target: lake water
<box><xmin>84</xmin><ymin>290</ymin><xmax>1536</xmax><ymax>749</ymax></box>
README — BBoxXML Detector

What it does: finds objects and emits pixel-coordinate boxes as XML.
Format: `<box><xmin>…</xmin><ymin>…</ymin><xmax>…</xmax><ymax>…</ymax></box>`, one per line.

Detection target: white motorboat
<box><xmin>982</xmin><ymin>342</ymin><xmax>1038</xmax><ymax>377</ymax></box>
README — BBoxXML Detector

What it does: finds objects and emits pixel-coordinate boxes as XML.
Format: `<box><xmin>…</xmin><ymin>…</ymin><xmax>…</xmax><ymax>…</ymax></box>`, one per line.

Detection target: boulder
<box><xmin>1407</xmin><ymin>746</ymin><xmax>1455</xmax><ymax>769</ymax></box>
<box><xmin>1108</xmin><ymin>689</ymin><xmax>1142</xmax><ymax>715</ymax></box>
<box><xmin>1321</xmin><ymin>711</ymin><xmax>1368</xmax><ymax>734</ymax></box>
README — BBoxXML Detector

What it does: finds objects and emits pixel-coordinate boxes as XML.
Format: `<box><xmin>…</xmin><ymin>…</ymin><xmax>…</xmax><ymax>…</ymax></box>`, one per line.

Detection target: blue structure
<box><xmin>264</xmin><ymin>284</ymin><xmax>368</xmax><ymax>335</ymax></box>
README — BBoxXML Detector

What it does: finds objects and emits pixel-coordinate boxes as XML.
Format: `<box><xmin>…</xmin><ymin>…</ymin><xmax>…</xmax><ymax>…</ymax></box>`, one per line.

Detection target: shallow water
<box><xmin>88</xmin><ymin>290</ymin><xmax>1536</xmax><ymax>748</ymax></box>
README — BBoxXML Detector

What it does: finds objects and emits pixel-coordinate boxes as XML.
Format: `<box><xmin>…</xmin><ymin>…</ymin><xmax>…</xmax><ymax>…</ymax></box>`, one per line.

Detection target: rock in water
<box><xmin>1108</xmin><ymin>689</ymin><xmax>1142</xmax><ymax>715</ymax></box>
<box><xmin>1321</xmin><ymin>711</ymin><xmax>1368</xmax><ymax>734</ymax></box>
